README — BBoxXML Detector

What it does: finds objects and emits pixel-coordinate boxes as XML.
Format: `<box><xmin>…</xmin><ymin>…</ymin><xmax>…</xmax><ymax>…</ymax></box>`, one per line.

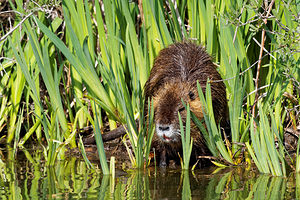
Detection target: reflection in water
<box><xmin>0</xmin><ymin>148</ymin><xmax>298</xmax><ymax>199</ymax></box>
<box><xmin>182</xmin><ymin>170</ymin><xmax>192</xmax><ymax>199</ymax></box>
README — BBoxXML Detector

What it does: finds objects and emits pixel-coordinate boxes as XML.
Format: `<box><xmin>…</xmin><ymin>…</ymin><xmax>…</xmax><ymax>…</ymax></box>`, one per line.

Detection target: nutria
<box><xmin>144</xmin><ymin>42</ymin><xmax>228</xmax><ymax>167</ymax></box>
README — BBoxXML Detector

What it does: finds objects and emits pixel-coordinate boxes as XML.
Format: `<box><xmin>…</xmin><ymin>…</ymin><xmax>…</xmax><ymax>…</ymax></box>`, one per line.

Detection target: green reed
<box><xmin>93</xmin><ymin>102</ymin><xmax>109</xmax><ymax>174</ymax></box>
<box><xmin>297</xmin><ymin>139</ymin><xmax>300</xmax><ymax>173</ymax></box>
<box><xmin>297</xmin><ymin>173</ymin><xmax>300</xmax><ymax>199</ymax></box>
<box><xmin>178</xmin><ymin>104</ymin><xmax>193</xmax><ymax>170</ymax></box>
<box><xmin>197</xmin><ymin>81</ymin><xmax>234</xmax><ymax>165</ymax></box>
<box><xmin>181</xmin><ymin>171</ymin><xmax>192</xmax><ymax>199</ymax></box>
<box><xmin>245</xmin><ymin>102</ymin><xmax>286</xmax><ymax>176</ymax></box>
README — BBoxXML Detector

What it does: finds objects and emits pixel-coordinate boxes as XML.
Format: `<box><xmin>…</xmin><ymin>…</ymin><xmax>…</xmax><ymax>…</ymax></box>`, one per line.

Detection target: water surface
<box><xmin>0</xmin><ymin>148</ymin><xmax>299</xmax><ymax>199</ymax></box>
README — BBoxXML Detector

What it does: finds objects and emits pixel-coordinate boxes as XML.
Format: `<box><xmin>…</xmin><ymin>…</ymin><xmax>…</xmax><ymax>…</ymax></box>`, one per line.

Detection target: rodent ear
<box><xmin>188</xmin><ymin>91</ymin><xmax>196</xmax><ymax>100</ymax></box>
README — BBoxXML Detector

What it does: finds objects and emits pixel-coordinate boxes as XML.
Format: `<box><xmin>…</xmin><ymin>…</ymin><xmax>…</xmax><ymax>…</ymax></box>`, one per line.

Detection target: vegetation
<box><xmin>0</xmin><ymin>0</ymin><xmax>299</xmax><ymax>176</ymax></box>
<box><xmin>179</xmin><ymin>104</ymin><xmax>193</xmax><ymax>170</ymax></box>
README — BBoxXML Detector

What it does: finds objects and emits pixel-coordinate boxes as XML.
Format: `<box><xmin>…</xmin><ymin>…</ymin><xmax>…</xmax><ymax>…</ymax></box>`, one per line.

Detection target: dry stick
<box><xmin>82</xmin><ymin>125</ymin><xmax>127</xmax><ymax>144</ymax></box>
<box><xmin>67</xmin><ymin>63</ymin><xmax>71</xmax><ymax>94</ymax></box>
<box><xmin>168</xmin><ymin>0</ymin><xmax>185</xmax><ymax>37</ymax></box>
<box><xmin>252</xmin><ymin>0</ymin><xmax>275</xmax><ymax>118</ymax></box>
<box><xmin>0</xmin><ymin>12</ymin><xmax>34</xmax><ymax>42</ymax></box>
<box><xmin>233</xmin><ymin>5</ymin><xmax>245</xmax><ymax>43</ymax></box>
<box><xmin>211</xmin><ymin>49</ymin><xmax>274</xmax><ymax>84</ymax></box>
<box><xmin>252</xmin><ymin>37</ymin><xmax>276</xmax><ymax>60</ymax></box>
<box><xmin>82</xmin><ymin>120</ymin><xmax>140</xmax><ymax>144</ymax></box>
<box><xmin>138</xmin><ymin>0</ymin><xmax>144</xmax><ymax>24</ymax></box>
<box><xmin>0</xmin><ymin>4</ymin><xmax>57</xmax><ymax>43</ymax></box>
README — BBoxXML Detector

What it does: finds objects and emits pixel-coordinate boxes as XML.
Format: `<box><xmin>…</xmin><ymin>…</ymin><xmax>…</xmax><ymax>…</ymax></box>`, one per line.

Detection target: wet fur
<box><xmin>144</xmin><ymin>42</ymin><xmax>227</xmax><ymax>167</ymax></box>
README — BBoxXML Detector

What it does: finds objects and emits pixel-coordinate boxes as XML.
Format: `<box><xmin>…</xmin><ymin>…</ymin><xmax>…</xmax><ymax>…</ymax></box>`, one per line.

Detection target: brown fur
<box><xmin>144</xmin><ymin>42</ymin><xmax>228</xmax><ymax>167</ymax></box>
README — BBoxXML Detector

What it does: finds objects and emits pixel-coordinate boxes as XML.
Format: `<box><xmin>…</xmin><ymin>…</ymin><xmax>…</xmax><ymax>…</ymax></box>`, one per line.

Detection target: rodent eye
<box><xmin>189</xmin><ymin>91</ymin><xmax>195</xmax><ymax>100</ymax></box>
<box><xmin>178</xmin><ymin>107</ymin><xmax>185</xmax><ymax>113</ymax></box>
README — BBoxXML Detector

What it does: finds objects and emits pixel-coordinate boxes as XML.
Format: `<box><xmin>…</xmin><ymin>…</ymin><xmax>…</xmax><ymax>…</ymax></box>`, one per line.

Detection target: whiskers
<box><xmin>173</xmin><ymin>129</ymin><xmax>181</xmax><ymax>136</ymax></box>
<box><xmin>173</xmin><ymin>128</ymin><xmax>183</xmax><ymax>142</ymax></box>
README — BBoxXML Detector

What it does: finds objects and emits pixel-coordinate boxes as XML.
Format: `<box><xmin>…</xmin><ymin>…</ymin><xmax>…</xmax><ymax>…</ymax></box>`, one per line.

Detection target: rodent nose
<box><xmin>158</xmin><ymin>125</ymin><xmax>170</xmax><ymax>131</ymax></box>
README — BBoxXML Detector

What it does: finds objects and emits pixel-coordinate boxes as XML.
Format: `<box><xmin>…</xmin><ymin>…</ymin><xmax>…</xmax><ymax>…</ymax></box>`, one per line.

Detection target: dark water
<box><xmin>0</xmin><ymin>149</ymin><xmax>299</xmax><ymax>199</ymax></box>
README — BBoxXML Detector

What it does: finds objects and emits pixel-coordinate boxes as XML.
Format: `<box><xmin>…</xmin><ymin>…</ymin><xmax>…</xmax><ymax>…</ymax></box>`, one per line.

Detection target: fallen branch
<box><xmin>82</xmin><ymin>125</ymin><xmax>127</xmax><ymax>144</ymax></box>
<box><xmin>82</xmin><ymin>120</ymin><xmax>139</xmax><ymax>144</ymax></box>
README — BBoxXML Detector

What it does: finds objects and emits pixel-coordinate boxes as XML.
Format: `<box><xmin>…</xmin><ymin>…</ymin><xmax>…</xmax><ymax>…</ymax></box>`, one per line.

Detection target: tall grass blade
<box><xmin>296</xmin><ymin>137</ymin><xmax>300</xmax><ymax>173</ymax></box>
<box><xmin>197</xmin><ymin>81</ymin><xmax>233</xmax><ymax>164</ymax></box>
<box><xmin>93</xmin><ymin>102</ymin><xmax>109</xmax><ymax>175</ymax></box>
<box><xmin>34</xmin><ymin>16</ymin><xmax>118</xmax><ymax>120</ymax></box>
<box><xmin>178</xmin><ymin>104</ymin><xmax>193</xmax><ymax>170</ymax></box>
<box><xmin>26</xmin><ymin>26</ymin><xmax>73</xmax><ymax>145</ymax></box>
<box><xmin>78</xmin><ymin>135</ymin><xmax>94</xmax><ymax>170</ymax></box>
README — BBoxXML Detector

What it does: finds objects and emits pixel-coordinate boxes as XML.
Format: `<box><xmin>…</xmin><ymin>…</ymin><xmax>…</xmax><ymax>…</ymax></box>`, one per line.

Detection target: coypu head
<box><xmin>144</xmin><ymin>42</ymin><xmax>227</xmax><ymax>155</ymax></box>
<box><xmin>152</xmin><ymin>81</ymin><xmax>203</xmax><ymax>143</ymax></box>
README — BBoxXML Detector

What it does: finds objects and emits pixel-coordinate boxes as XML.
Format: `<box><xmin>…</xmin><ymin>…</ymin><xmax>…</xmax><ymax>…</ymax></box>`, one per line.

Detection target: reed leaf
<box><xmin>93</xmin><ymin>102</ymin><xmax>109</xmax><ymax>175</ymax></box>
<box><xmin>178</xmin><ymin>104</ymin><xmax>193</xmax><ymax>170</ymax></box>
<box><xmin>34</xmin><ymin>16</ymin><xmax>118</xmax><ymax>121</ymax></box>
<box><xmin>296</xmin><ymin>138</ymin><xmax>300</xmax><ymax>173</ymax></box>
<box><xmin>247</xmin><ymin>103</ymin><xmax>286</xmax><ymax>176</ymax></box>
<box><xmin>26</xmin><ymin>25</ymin><xmax>73</xmax><ymax>145</ymax></box>
<box><xmin>228</xmin><ymin>75</ymin><xmax>245</xmax><ymax>154</ymax></box>
<box><xmin>197</xmin><ymin>81</ymin><xmax>233</xmax><ymax>164</ymax></box>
